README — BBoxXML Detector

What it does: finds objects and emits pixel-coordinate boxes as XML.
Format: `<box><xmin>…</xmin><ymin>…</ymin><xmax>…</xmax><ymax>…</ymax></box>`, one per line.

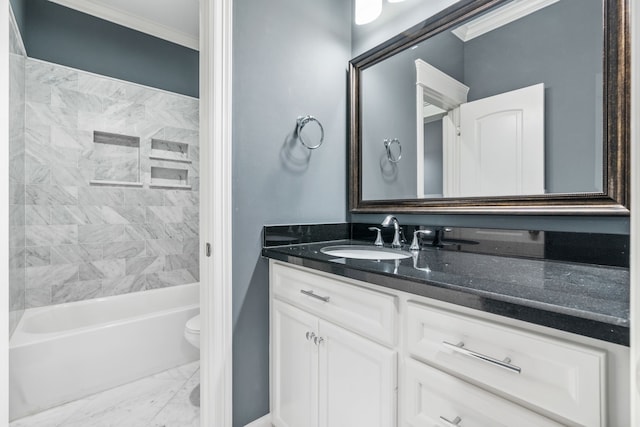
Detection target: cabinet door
<box><xmin>271</xmin><ymin>300</ymin><xmax>319</xmax><ymax>427</ymax></box>
<box><xmin>318</xmin><ymin>320</ymin><xmax>397</xmax><ymax>427</ymax></box>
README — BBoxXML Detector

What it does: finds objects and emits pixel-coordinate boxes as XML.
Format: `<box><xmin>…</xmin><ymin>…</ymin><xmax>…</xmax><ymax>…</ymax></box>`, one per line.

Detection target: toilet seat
<box><xmin>184</xmin><ymin>314</ymin><xmax>200</xmax><ymax>349</ymax></box>
<box><xmin>186</xmin><ymin>315</ymin><xmax>200</xmax><ymax>333</ymax></box>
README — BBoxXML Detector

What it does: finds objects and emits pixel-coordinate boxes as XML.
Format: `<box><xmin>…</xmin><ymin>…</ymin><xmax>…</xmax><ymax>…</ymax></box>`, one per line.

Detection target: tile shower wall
<box><xmin>9</xmin><ymin>10</ymin><xmax>26</xmax><ymax>334</ymax></box>
<box><xmin>22</xmin><ymin>58</ymin><xmax>199</xmax><ymax>308</ymax></box>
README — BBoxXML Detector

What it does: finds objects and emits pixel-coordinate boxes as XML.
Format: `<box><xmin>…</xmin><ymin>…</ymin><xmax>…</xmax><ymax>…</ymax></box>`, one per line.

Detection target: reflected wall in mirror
<box><xmin>350</xmin><ymin>0</ymin><xmax>629</xmax><ymax>214</ymax></box>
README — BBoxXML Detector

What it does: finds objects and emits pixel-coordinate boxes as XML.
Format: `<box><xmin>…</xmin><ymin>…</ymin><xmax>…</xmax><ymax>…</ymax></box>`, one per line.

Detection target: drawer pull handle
<box><xmin>442</xmin><ymin>341</ymin><xmax>522</xmax><ymax>374</ymax></box>
<box><xmin>300</xmin><ymin>289</ymin><xmax>330</xmax><ymax>303</ymax></box>
<box><xmin>439</xmin><ymin>416</ymin><xmax>462</xmax><ymax>426</ymax></box>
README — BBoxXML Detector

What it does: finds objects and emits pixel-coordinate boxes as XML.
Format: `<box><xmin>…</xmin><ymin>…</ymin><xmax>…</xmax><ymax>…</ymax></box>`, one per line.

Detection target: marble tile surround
<box><xmin>10</xmin><ymin>361</ymin><xmax>200</xmax><ymax>427</ymax></box>
<box><xmin>20</xmin><ymin>59</ymin><xmax>200</xmax><ymax>308</ymax></box>
<box><xmin>9</xmin><ymin>9</ymin><xmax>27</xmax><ymax>335</ymax></box>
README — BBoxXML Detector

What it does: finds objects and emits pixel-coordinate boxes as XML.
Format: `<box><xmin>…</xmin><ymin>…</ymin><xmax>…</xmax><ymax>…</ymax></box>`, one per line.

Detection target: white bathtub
<box><xmin>9</xmin><ymin>283</ymin><xmax>200</xmax><ymax>421</ymax></box>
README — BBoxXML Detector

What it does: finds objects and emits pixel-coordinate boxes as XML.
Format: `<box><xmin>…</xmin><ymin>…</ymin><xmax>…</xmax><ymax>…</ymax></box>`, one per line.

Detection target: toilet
<box><xmin>184</xmin><ymin>314</ymin><xmax>200</xmax><ymax>349</ymax></box>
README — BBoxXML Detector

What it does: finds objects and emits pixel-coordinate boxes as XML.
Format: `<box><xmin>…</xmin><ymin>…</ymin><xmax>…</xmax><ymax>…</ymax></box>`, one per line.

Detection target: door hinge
<box><xmin>205</xmin><ymin>243</ymin><xmax>211</xmax><ymax>257</ymax></box>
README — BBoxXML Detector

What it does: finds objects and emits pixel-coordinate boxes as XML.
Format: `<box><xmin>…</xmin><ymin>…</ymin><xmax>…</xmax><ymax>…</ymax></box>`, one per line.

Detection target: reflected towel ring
<box><xmin>384</xmin><ymin>138</ymin><xmax>402</xmax><ymax>163</ymax></box>
<box><xmin>296</xmin><ymin>116</ymin><xmax>325</xmax><ymax>150</ymax></box>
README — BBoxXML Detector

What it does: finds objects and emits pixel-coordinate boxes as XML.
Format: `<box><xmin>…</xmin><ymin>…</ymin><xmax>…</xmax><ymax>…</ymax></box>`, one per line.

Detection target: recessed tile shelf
<box><xmin>89</xmin><ymin>180</ymin><xmax>144</xmax><ymax>187</ymax></box>
<box><xmin>148</xmin><ymin>183</ymin><xmax>192</xmax><ymax>189</ymax></box>
<box><xmin>150</xmin><ymin>138</ymin><xmax>191</xmax><ymax>163</ymax></box>
<box><xmin>150</xmin><ymin>166</ymin><xmax>191</xmax><ymax>190</ymax></box>
<box><xmin>92</xmin><ymin>131</ymin><xmax>141</xmax><ymax>185</ymax></box>
<box><xmin>149</xmin><ymin>155</ymin><xmax>192</xmax><ymax>164</ymax></box>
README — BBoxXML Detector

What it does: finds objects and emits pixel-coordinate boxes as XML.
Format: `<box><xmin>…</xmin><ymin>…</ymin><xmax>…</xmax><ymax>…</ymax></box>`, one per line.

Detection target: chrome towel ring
<box><xmin>384</xmin><ymin>138</ymin><xmax>402</xmax><ymax>163</ymax></box>
<box><xmin>296</xmin><ymin>116</ymin><xmax>324</xmax><ymax>150</ymax></box>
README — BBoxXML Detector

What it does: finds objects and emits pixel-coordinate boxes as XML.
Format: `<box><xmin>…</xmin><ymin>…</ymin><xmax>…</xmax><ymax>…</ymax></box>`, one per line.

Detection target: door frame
<box><xmin>1</xmin><ymin>1</ymin><xmax>10</xmax><ymax>424</ymax></box>
<box><xmin>200</xmin><ymin>0</ymin><xmax>234</xmax><ymax>426</ymax></box>
<box><xmin>630</xmin><ymin>0</ymin><xmax>639</xmax><ymax>424</ymax></box>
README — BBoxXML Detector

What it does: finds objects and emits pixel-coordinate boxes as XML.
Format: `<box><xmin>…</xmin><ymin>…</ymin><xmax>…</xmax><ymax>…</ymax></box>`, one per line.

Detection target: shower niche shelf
<box><xmin>149</xmin><ymin>138</ymin><xmax>191</xmax><ymax>164</ymax></box>
<box><xmin>90</xmin><ymin>131</ymin><xmax>143</xmax><ymax>186</ymax></box>
<box><xmin>150</xmin><ymin>166</ymin><xmax>191</xmax><ymax>189</ymax></box>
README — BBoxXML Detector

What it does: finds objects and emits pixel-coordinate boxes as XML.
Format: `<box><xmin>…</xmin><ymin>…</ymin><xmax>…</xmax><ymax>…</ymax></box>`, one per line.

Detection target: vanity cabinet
<box><xmin>269</xmin><ymin>261</ymin><xmax>628</xmax><ymax>427</ymax></box>
<box><xmin>270</xmin><ymin>263</ymin><xmax>398</xmax><ymax>427</ymax></box>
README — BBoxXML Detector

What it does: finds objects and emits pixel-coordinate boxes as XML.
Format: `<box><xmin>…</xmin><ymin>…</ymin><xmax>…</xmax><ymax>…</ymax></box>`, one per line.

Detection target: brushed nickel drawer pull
<box><xmin>443</xmin><ymin>341</ymin><xmax>522</xmax><ymax>374</ymax></box>
<box><xmin>300</xmin><ymin>289</ymin><xmax>330</xmax><ymax>303</ymax></box>
<box><xmin>439</xmin><ymin>416</ymin><xmax>462</xmax><ymax>426</ymax></box>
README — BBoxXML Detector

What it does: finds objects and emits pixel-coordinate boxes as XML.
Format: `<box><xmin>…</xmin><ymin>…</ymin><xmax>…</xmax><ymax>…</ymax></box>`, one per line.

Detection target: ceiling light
<box><xmin>355</xmin><ymin>0</ymin><xmax>382</xmax><ymax>25</ymax></box>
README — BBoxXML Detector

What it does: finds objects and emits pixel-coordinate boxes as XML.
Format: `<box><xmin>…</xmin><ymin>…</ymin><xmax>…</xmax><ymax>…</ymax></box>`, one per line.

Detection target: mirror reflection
<box><xmin>360</xmin><ymin>0</ymin><xmax>603</xmax><ymax>201</ymax></box>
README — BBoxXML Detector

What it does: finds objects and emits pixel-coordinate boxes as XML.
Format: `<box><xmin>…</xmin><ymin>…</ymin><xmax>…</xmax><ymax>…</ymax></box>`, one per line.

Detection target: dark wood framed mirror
<box><xmin>349</xmin><ymin>0</ymin><xmax>629</xmax><ymax>215</ymax></box>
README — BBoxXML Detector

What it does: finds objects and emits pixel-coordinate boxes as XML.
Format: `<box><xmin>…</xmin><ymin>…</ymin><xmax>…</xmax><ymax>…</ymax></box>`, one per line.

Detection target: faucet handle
<box><xmin>410</xmin><ymin>229</ymin><xmax>433</xmax><ymax>251</ymax></box>
<box><xmin>368</xmin><ymin>227</ymin><xmax>384</xmax><ymax>247</ymax></box>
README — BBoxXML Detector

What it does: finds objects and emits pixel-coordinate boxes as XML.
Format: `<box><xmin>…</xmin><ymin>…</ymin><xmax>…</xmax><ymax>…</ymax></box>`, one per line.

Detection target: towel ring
<box><xmin>384</xmin><ymin>138</ymin><xmax>402</xmax><ymax>163</ymax></box>
<box><xmin>296</xmin><ymin>116</ymin><xmax>324</xmax><ymax>150</ymax></box>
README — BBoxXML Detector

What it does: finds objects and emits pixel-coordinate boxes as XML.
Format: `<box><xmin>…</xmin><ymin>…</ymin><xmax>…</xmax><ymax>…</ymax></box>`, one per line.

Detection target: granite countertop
<box><xmin>262</xmin><ymin>239</ymin><xmax>630</xmax><ymax>345</ymax></box>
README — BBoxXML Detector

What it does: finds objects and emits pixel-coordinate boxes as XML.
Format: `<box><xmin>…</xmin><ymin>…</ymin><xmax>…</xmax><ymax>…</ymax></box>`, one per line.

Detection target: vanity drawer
<box><xmin>403</xmin><ymin>359</ymin><xmax>563</xmax><ymax>427</ymax></box>
<box><xmin>271</xmin><ymin>262</ymin><xmax>397</xmax><ymax>346</ymax></box>
<box><xmin>406</xmin><ymin>302</ymin><xmax>605</xmax><ymax>427</ymax></box>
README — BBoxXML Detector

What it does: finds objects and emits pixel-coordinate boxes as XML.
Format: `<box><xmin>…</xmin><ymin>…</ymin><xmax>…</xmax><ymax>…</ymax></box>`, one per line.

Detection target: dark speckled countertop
<box><xmin>262</xmin><ymin>239</ymin><xmax>630</xmax><ymax>345</ymax></box>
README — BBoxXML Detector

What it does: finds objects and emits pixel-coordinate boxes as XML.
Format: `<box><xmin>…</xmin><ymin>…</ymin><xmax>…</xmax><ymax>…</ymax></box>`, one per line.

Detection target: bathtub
<box><xmin>9</xmin><ymin>283</ymin><xmax>199</xmax><ymax>421</ymax></box>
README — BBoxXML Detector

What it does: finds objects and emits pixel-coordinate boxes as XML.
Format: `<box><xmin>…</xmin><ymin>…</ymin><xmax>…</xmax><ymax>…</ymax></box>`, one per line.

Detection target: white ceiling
<box><xmin>49</xmin><ymin>0</ymin><xmax>200</xmax><ymax>51</ymax></box>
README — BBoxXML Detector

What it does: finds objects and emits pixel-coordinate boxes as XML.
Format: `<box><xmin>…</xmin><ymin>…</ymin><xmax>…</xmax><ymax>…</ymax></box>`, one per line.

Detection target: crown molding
<box><xmin>48</xmin><ymin>0</ymin><xmax>199</xmax><ymax>51</ymax></box>
<box><xmin>452</xmin><ymin>0</ymin><xmax>560</xmax><ymax>42</ymax></box>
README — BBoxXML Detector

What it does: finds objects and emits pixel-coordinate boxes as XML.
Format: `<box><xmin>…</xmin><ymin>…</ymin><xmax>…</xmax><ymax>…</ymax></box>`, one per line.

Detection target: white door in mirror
<box><xmin>444</xmin><ymin>83</ymin><xmax>545</xmax><ymax>197</ymax></box>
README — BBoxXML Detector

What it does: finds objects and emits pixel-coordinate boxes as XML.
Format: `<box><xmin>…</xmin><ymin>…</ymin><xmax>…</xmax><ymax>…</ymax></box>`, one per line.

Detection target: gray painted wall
<box><xmin>15</xmin><ymin>0</ymin><xmax>198</xmax><ymax>98</ymax></box>
<box><xmin>232</xmin><ymin>0</ymin><xmax>351</xmax><ymax>425</ymax></box>
<box><xmin>9</xmin><ymin>0</ymin><xmax>25</xmax><ymax>37</ymax></box>
<box><xmin>463</xmin><ymin>0</ymin><xmax>603</xmax><ymax>193</ymax></box>
<box><xmin>350</xmin><ymin>0</ymin><xmax>629</xmax><ymax>234</ymax></box>
<box><xmin>361</xmin><ymin>32</ymin><xmax>463</xmax><ymax>201</ymax></box>
<box><xmin>424</xmin><ymin>120</ymin><xmax>443</xmax><ymax>196</ymax></box>
<box><xmin>352</xmin><ymin>0</ymin><xmax>460</xmax><ymax>57</ymax></box>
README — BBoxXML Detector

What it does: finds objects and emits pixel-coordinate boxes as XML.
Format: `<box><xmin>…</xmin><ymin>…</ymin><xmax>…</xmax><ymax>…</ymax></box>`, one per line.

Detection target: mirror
<box><xmin>349</xmin><ymin>0</ymin><xmax>629</xmax><ymax>214</ymax></box>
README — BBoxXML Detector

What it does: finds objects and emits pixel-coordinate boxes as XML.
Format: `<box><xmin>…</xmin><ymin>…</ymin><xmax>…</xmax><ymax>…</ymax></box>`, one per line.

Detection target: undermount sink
<box><xmin>320</xmin><ymin>245</ymin><xmax>412</xmax><ymax>260</ymax></box>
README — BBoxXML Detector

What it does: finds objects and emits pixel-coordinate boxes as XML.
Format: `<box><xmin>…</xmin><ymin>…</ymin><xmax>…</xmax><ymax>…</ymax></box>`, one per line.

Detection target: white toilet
<box><xmin>184</xmin><ymin>314</ymin><xmax>200</xmax><ymax>349</ymax></box>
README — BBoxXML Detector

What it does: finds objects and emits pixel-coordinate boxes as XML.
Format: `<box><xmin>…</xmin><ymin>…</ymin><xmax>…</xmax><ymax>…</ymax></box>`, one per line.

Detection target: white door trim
<box><xmin>200</xmin><ymin>0</ymin><xmax>234</xmax><ymax>426</ymax></box>
<box><xmin>1</xmin><ymin>1</ymin><xmax>10</xmax><ymax>424</ymax></box>
<box><xmin>415</xmin><ymin>59</ymin><xmax>468</xmax><ymax>198</ymax></box>
<box><xmin>244</xmin><ymin>413</ymin><xmax>272</xmax><ymax>427</ymax></box>
<box><xmin>630</xmin><ymin>0</ymin><xmax>639</xmax><ymax>424</ymax></box>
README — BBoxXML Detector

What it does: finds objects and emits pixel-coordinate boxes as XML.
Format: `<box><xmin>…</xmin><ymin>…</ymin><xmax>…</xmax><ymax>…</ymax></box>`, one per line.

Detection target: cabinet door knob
<box><xmin>314</xmin><ymin>336</ymin><xmax>324</xmax><ymax>346</ymax></box>
<box><xmin>306</xmin><ymin>331</ymin><xmax>316</xmax><ymax>341</ymax></box>
<box><xmin>439</xmin><ymin>415</ymin><xmax>462</xmax><ymax>426</ymax></box>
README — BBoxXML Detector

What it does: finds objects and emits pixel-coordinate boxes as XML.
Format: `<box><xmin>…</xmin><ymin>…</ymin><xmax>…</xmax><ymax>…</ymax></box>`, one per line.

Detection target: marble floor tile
<box><xmin>9</xmin><ymin>397</ymin><xmax>91</xmax><ymax>427</ymax></box>
<box><xmin>10</xmin><ymin>361</ymin><xmax>200</xmax><ymax>427</ymax></box>
<box><xmin>147</xmin><ymin>401</ymin><xmax>199</xmax><ymax>427</ymax></box>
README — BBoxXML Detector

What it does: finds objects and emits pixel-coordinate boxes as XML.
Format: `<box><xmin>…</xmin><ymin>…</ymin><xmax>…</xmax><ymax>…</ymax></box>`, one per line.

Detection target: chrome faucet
<box><xmin>410</xmin><ymin>229</ymin><xmax>433</xmax><ymax>251</ymax></box>
<box><xmin>381</xmin><ymin>215</ymin><xmax>403</xmax><ymax>248</ymax></box>
<box><xmin>431</xmin><ymin>227</ymin><xmax>452</xmax><ymax>247</ymax></box>
<box><xmin>368</xmin><ymin>227</ymin><xmax>384</xmax><ymax>247</ymax></box>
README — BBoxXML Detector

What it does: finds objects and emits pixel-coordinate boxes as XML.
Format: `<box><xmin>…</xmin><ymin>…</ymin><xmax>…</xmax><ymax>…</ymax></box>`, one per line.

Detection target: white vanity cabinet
<box><xmin>270</xmin><ymin>263</ymin><xmax>398</xmax><ymax>427</ymax></box>
<box><xmin>269</xmin><ymin>261</ymin><xmax>629</xmax><ymax>427</ymax></box>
